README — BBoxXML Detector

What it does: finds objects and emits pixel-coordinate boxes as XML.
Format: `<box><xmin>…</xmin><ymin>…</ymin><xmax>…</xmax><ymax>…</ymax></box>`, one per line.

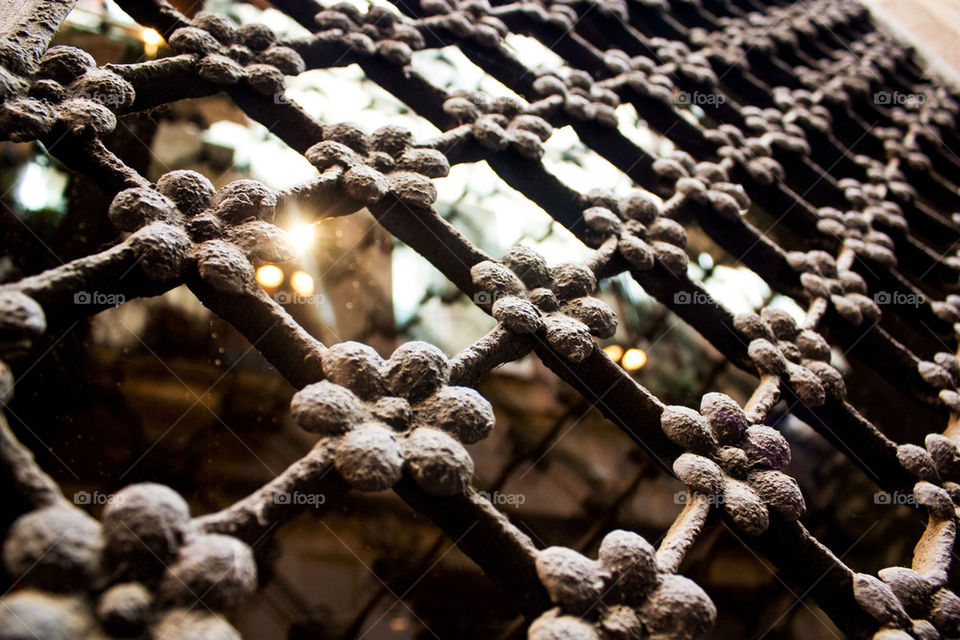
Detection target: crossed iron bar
<box><xmin>0</xmin><ymin>0</ymin><xmax>960</xmax><ymax>637</ymax></box>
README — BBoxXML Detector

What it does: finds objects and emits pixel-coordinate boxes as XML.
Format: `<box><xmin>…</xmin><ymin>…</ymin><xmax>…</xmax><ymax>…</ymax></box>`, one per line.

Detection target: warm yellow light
<box><xmin>288</xmin><ymin>223</ymin><xmax>315</xmax><ymax>255</ymax></box>
<box><xmin>256</xmin><ymin>265</ymin><xmax>284</xmax><ymax>288</ymax></box>
<box><xmin>621</xmin><ymin>348</ymin><xmax>647</xmax><ymax>371</ymax></box>
<box><xmin>141</xmin><ymin>28</ymin><xmax>162</xmax><ymax>45</ymax></box>
<box><xmin>140</xmin><ymin>28</ymin><xmax>162</xmax><ymax>57</ymax></box>
<box><xmin>603</xmin><ymin>344</ymin><xmax>624</xmax><ymax>362</ymax></box>
<box><xmin>290</xmin><ymin>270</ymin><xmax>315</xmax><ymax>297</ymax></box>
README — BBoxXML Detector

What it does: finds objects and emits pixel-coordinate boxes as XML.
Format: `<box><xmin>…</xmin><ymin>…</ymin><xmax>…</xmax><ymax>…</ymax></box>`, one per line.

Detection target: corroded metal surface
<box><xmin>0</xmin><ymin>0</ymin><xmax>959</xmax><ymax>638</ymax></box>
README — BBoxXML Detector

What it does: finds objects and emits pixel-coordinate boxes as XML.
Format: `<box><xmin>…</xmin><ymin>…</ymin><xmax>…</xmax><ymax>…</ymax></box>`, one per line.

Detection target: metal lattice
<box><xmin>0</xmin><ymin>0</ymin><xmax>959</xmax><ymax>638</ymax></box>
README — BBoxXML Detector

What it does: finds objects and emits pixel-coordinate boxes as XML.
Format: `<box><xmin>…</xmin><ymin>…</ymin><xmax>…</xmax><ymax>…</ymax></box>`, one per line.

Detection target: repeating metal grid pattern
<box><xmin>0</xmin><ymin>0</ymin><xmax>959</xmax><ymax>638</ymax></box>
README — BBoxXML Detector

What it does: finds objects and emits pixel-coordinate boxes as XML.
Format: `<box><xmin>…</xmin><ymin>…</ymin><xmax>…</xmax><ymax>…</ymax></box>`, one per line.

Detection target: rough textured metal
<box><xmin>0</xmin><ymin>0</ymin><xmax>959</xmax><ymax>638</ymax></box>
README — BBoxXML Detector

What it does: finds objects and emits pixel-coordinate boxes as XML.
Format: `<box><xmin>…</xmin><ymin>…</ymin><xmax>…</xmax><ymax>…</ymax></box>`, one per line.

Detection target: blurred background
<box><xmin>0</xmin><ymin>1</ymin><xmax>954</xmax><ymax>638</ymax></box>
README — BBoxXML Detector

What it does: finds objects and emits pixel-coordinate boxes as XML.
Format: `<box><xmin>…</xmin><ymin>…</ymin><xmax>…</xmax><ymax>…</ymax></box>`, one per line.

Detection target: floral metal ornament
<box><xmin>471</xmin><ymin>246</ymin><xmax>617</xmax><ymax>363</ymax></box>
<box><xmin>291</xmin><ymin>341</ymin><xmax>494</xmax><ymax>495</ymax></box>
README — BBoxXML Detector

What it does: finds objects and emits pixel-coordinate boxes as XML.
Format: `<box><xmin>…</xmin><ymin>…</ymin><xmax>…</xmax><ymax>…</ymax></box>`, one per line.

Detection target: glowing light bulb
<box><xmin>621</xmin><ymin>348</ymin><xmax>647</xmax><ymax>371</ymax></box>
<box><xmin>256</xmin><ymin>265</ymin><xmax>284</xmax><ymax>288</ymax></box>
<box><xmin>140</xmin><ymin>28</ymin><xmax>162</xmax><ymax>57</ymax></box>
<box><xmin>602</xmin><ymin>344</ymin><xmax>624</xmax><ymax>362</ymax></box>
<box><xmin>287</xmin><ymin>223</ymin><xmax>315</xmax><ymax>255</ymax></box>
<box><xmin>290</xmin><ymin>270</ymin><xmax>315</xmax><ymax>297</ymax></box>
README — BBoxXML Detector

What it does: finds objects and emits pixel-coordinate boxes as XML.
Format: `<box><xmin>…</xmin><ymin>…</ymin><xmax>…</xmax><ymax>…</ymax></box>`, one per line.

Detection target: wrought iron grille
<box><xmin>0</xmin><ymin>0</ymin><xmax>959</xmax><ymax>638</ymax></box>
